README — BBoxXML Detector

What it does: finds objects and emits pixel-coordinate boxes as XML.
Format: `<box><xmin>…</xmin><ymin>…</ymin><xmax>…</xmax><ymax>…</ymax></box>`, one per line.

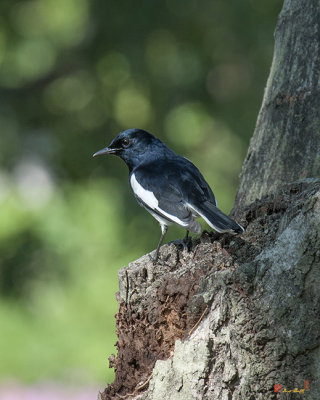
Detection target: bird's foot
<box><xmin>149</xmin><ymin>249</ymin><xmax>172</xmax><ymax>266</ymax></box>
<box><xmin>171</xmin><ymin>236</ymin><xmax>192</xmax><ymax>252</ymax></box>
<box><xmin>148</xmin><ymin>252</ymin><xmax>163</xmax><ymax>265</ymax></box>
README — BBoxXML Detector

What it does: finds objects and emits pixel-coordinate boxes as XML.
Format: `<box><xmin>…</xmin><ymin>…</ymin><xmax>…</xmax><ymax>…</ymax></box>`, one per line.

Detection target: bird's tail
<box><xmin>192</xmin><ymin>201</ymin><xmax>244</xmax><ymax>234</ymax></box>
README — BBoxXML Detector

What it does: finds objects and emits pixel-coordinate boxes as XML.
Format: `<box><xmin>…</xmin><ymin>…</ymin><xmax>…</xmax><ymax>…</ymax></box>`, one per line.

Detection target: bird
<box><xmin>93</xmin><ymin>129</ymin><xmax>244</xmax><ymax>263</ymax></box>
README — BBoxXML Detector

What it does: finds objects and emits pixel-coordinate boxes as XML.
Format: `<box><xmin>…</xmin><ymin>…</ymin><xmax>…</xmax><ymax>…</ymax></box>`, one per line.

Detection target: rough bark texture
<box><xmin>99</xmin><ymin>0</ymin><xmax>320</xmax><ymax>398</ymax></box>
<box><xmin>101</xmin><ymin>179</ymin><xmax>320</xmax><ymax>400</ymax></box>
<box><xmin>234</xmin><ymin>0</ymin><xmax>320</xmax><ymax>208</ymax></box>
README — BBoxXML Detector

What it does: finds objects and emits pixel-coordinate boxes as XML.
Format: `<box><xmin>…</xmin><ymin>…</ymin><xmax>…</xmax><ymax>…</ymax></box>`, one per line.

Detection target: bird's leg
<box><xmin>183</xmin><ymin>230</ymin><xmax>189</xmax><ymax>244</ymax></box>
<box><xmin>180</xmin><ymin>230</ymin><xmax>191</xmax><ymax>251</ymax></box>
<box><xmin>152</xmin><ymin>225</ymin><xmax>168</xmax><ymax>264</ymax></box>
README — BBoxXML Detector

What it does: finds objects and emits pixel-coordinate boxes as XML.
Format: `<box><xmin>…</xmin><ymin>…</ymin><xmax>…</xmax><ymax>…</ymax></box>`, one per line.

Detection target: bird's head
<box><xmin>93</xmin><ymin>129</ymin><xmax>166</xmax><ymax>170</ymax></box>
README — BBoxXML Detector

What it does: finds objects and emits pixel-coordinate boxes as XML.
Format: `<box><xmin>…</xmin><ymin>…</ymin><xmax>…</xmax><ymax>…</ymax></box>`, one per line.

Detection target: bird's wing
<box><xmin>162</xmin><ymin>157</ymin><xmax>244</xmax><ymax>234</ymax></box>
<box><xmin>129</xmin><ymin>163</ymin><xmax>201</xmax><ymax>233</ymax></box>
<box><xmin>175</xmin><ymin>158</ymin><xmax>244</xmax><ymax>234</ymax></box>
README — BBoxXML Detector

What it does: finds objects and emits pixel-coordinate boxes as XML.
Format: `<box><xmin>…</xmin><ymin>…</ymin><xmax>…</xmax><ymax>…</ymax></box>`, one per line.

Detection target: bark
<box><xmin>99</xmin><ymin>0</ymin><xmax>320</xmax><ymax>399</ymax></box>
<box><xmin>234</xmin><ymin>0</ymin><xmax>320</xmax><ymax>208</ymax></box>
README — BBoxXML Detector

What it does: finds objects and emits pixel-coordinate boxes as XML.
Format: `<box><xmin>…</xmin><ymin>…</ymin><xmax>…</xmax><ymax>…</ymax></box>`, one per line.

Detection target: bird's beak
<box><xmin>92</xmin><ymin>147</ymin><xmax>120</xmax><ymax>157</ymax></box>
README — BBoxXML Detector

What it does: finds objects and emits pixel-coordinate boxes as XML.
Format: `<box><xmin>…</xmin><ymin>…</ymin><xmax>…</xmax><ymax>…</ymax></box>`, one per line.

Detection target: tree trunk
<box><xmin>100</xmin><ymin>0</ymin><xmax>320</xmax><ymax>399</ymax></box>
<box><xmin>235</xmin><ymin>0</ymin><xmax>320</xmax><ymax>208</ymax></box>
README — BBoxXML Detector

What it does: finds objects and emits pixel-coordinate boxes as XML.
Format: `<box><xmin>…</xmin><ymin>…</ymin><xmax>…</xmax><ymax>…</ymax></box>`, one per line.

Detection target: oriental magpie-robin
<box><xmin>93</xmin><ymin>129</ymin><xmax>244</xmax><ymax>262</ymax></box>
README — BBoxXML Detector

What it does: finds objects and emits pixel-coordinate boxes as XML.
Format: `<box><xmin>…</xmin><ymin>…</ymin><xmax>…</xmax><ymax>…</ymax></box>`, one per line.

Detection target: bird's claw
<box><xmin>171</xmin><ymin>237</ymin><xmax>192</xmax><ymax>252</ymax></box>
<box><xmin>148</xmin><ymin>251</ymin><xmax>170</xmax><ymax>266</ymax></box>
<box><xmin>149</xmin><ymin>252</ymin><xmax>161</xmax><ymax>265</ymax></box>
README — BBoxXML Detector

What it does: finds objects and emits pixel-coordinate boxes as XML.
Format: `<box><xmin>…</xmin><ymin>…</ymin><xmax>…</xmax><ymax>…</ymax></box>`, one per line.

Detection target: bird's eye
<box><xmin>122</xmin><ymin>138</ymin><xmax>130</xmax><ymax>148</ymax></box>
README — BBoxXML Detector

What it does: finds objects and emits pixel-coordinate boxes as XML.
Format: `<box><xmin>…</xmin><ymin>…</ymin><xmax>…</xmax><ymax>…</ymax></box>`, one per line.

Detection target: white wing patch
<box><xmin>130</xmin><ymin>173</ymin><xmax>158</xmax><ymax>209</ymax></box>
<box><xmin>130</xmin><ymin>173</ymin><xmax>189</xmax><ymax>227</ymax></box>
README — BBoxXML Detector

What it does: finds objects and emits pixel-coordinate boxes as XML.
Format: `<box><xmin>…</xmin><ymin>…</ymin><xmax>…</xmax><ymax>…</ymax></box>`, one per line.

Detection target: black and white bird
<box><xmin>93</xmin><ymin>129</ymin><xmax>244</xmax><ymax>262</ymax></box>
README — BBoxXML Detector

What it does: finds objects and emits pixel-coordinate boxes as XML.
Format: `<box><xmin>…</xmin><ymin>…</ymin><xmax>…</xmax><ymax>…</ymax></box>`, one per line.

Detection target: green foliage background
<box><xmin>0</xmin><ymin>0</ymin><xmax>281</xmax><ymax>386</ymax></box>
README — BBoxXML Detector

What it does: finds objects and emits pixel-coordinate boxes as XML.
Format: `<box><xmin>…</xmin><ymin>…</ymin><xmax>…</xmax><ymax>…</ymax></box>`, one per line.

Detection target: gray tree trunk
<box><xmin>234</xmin><ymin>0</ymin><xmax>320</xmax><ymax>208</ymax></box>
<box><xmin>100</xmin><ymin>0</ymin><xmax>320</xmax><ymax>399</ymax></box>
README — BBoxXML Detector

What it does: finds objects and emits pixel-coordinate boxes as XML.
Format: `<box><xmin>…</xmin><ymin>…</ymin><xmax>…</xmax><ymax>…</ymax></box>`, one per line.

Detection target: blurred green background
<box><xmin>0</xmin><ymin>0</ymin><xmax>281</xmax><ymax>391</ymax></box>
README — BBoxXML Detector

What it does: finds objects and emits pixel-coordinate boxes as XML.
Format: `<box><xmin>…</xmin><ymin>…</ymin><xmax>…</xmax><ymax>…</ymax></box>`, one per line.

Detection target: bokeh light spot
<box><xmin>12</xmin><ymin>0</ymin><xmax>89</xmax><ymax>47</ymax></box>
<box><xmin>165</xmin><ymin>103</ymin><xmax>214</xmax><ymax>147</ymax></box>
<box><xmin>44</xmin><ymin>71</ymin><xmax>95</xmax><ymax>113</ymax></box>
<box><xmin>0</xmin><ymin>39</ymin><xmax>55</xmax><ymax>87</ymax></box>
<box><xmin>14</xmin><ymin>158</ymin><xmax>55</xmax><ymax>209</ymax></box>
<box><xmin>114</xmin><ymin>86</ymin><xmax>153</xmax><ymax>127</ymax></box>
